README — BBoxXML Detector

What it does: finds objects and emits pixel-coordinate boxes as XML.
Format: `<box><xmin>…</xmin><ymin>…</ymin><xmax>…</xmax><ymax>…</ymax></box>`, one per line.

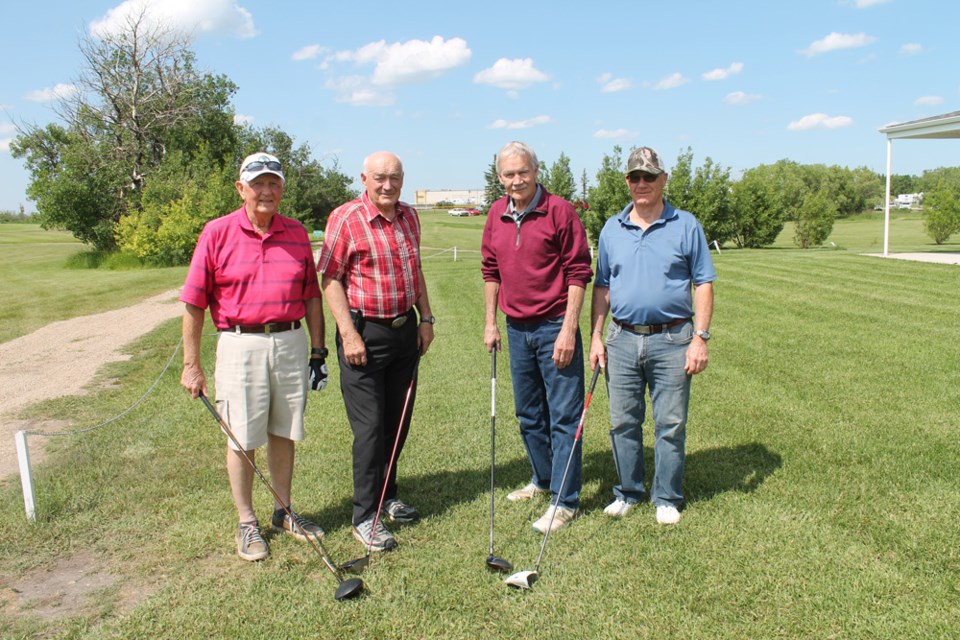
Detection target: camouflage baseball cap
<box><xmin>625</xmin><ymin>147</ymin><xmax>666</xmax><ymax>175</ymax></box>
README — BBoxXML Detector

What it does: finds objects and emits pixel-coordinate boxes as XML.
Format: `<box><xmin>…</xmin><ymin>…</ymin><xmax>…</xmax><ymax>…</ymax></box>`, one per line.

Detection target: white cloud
<box><xmin>914</xmin><ymin>96</ymin><xmax>944</xmax><ymax>106</ymax></box>
<box><xmin>900</xmin><ymin>43</ymin><xmax>923</xmax><ymax>55</ymax></box>
<box><xmin>593</xmin><ymin>128</ymin><xmax>637</xmax><ymax>140</ymax></box>
<box><xmin>474</xmin><ymin>58</ymin><xmax>549</xmax><ymax>90</ymax></box>
<box><xmin>488</xmin><ymin>115</ymin><xmax>552</xmax><ymax>130</ymax></box>
<box><xmin>292</xmin><ymin>44</ymin><xmax>325</xmax><ymax>61</ymax></box>
<box><xmin>725</xmin><ymin>91</ymin><xmax>762</xmax><ymax>105</ymax></box>
<box><xmin>702</xmin><ymin>62</ymin><xmax>743</xmax><ymax>81</ymax></box>
<box><xmin>787</xmin><ymin>113</ymin><xmax>854</xmax><ymax>130</ymax></box>
<box><xmin>25</xmin><ymin>83</ymin><xmax>78</xmax><ymax>102</ymax></box>
<box><xmin>233</xmin><ymin>114</ymin><xmax>254</xmax><ymax>125</ymax></box>
<box><xmin>651</xmin><ymin>72</ymin><xmax>689</xmax><ymax>90</ymax></box>
<box><xmin>0</xmin><ymin>139</ymin><xmax>11</xmax><ymax>152</ymax></box>
<box><xmin>0</xmin><ymin>125</ymin><xmax>14</xmax><ymax>152</ymax></box>
<box><xmin>601</xmin><ymin>77</ymin><xmax>633</xmax><ymax>93</ymax></box>
<box><xmin>851</xmin><ymin>0</ymin><xmax>890</xmax><ymax>7</ymax></box>
<box><xmin>334</xmin><ymin>36</ymin><xmax>471</xmax><ymax>86</ymax></box>
<box><xmin>324</xmin><ymin>76</ymin><xmax>394</xmax><ymax>107</ymax></box>
<box><xmin>90</xmin><ymin>0</ymin><xmax>256</xmax><ymax>39</ymax></box>
<box><xmin>800</xmin><ymin>32</ymin><xmax>875</xmax><ymax>57</ymax></box>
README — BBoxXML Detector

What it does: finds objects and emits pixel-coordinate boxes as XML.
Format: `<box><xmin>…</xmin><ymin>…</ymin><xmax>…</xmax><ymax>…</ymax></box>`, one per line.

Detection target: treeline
<box><xmin>496</xmin><ymin>146</ymin><xmax>960</xmax><ymax>249</ymax></box>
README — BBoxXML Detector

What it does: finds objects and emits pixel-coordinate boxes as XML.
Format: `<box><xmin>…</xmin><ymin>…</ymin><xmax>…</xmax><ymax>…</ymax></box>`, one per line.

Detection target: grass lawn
<box><xmin>1</xmin><ymin>217</ymin><xmax>959</xmax><ymax>638</ymax></box>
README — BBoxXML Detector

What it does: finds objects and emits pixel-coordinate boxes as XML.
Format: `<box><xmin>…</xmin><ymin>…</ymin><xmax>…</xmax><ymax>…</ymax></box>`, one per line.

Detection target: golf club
<box><xmin>354</xmin><ymin>351</ymin><xmax>421</xmax><ymax>562</ymax></box>
<box><xmin>504</xmin><ymin>365</ymin><xmax>603</xmax><ymax>590</ymax></box>
<box><xmin>198</xmin><ymin>393</ymin><xmax>366</xmax><ymax>601</ymax></box>
<box><xmin>486</xmin><ymin>349</ymin><xmax>513</xmax><ymax>573</ymax></box>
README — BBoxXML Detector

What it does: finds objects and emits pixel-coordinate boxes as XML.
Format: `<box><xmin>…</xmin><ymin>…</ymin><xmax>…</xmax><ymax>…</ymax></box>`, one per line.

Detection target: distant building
<box><xmin>415</xmin><ymin>189</ymin><xmax>485</xmax><ymax>207</ymax></box>
<box><xmin>896</xmin><ymin>192</ymin><xmax>923</xmax><ymax>209</ymax></box>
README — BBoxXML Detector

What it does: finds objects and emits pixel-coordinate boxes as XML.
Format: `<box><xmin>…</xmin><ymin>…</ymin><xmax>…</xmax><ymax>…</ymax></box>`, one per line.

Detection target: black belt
<box><xmin>612</xmin><ymin>317</ymin><xmax>688</xmax><ymax>335</ymax></box>
<box><xmin>359</xmin><ymin>309</ymin><xmax>413</xmax><ymax>329</ymax></box>
<box><xmin>228</xmin><ymin>320</ymin><xmax>301</xmax><ymax>334</ymax></box>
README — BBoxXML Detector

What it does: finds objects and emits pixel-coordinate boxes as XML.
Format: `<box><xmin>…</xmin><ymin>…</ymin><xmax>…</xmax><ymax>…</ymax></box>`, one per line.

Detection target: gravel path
<box><xmin>0</xmin><ymin>289</ymin><xmax>183</xmax><ymax>480</ymax></box>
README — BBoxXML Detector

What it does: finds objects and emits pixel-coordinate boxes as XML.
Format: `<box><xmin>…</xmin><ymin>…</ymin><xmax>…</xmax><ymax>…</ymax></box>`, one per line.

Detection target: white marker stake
<box><xmin>15</xmin><ymin>431</ymin><xmax>36</xmax><ymax>522</ymax></box>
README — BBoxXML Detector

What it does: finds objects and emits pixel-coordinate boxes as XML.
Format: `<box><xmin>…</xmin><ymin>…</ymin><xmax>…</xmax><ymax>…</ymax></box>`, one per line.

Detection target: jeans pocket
<box><xmin>665</xmin><ymin>322</ymin><xmax>693</xmax><ymax>345</ymax></box>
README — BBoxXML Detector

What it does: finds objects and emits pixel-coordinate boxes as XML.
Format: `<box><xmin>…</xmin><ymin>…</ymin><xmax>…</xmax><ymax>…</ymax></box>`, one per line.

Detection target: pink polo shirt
<box><xmin>181</xmin><ymin>207</ymin><xmax>321</xmax><ymax>329</ymax></box>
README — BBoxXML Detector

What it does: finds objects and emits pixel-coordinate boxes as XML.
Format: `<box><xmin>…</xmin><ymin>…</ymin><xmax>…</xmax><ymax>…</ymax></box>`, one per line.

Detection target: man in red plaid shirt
<box><xmin>318</xmin><ymin>151</ymin><xmax>435</xmax><ymax>551</ymax></box>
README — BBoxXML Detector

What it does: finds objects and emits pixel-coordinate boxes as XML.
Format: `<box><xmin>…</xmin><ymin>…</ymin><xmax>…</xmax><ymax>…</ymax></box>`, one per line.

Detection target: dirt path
<box><xmin>0</xmin><ymin>289</ymin><xmax>184</xmax><ymax>481</ymax></box>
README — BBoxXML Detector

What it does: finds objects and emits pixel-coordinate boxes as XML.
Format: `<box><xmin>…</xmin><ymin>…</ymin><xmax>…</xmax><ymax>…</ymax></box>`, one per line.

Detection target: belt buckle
<box><xmin>390</xmin><ymin>316</ymin><xmax>407</xmax><ymax>329</ymax></box>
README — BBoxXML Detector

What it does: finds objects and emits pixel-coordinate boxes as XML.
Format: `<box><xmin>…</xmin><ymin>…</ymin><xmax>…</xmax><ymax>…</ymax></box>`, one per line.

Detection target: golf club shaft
<box><xmin>367</xmin><ymin>352</ymin><xmax>421</xmax><ymax>555</ymax></box>
<box><xmin>198</xmin><ymin>393</ymin><xmax>345</xmax><ymax>582</ymax></box>
<box><xmin>533</xmin><ymin>365</ymin><xmax>602</xmax><ymax>572</ymax></box>
<box><xmin>489</xmin><ymin>349</ymin><xmax>497</xmax><ymax>556</ymax></box>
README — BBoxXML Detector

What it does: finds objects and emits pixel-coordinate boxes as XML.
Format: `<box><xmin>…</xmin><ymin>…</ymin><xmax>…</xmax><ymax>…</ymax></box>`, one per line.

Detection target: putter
<box><xmin>505</xmin><ymin>365</ymin><xmax>603</xmax><ymax>590</ymax></box>
<box><xmin>486</xmin><ymin>349</ymin><xmax>513</xmax><ymax>573</ymax></box>
<box><xmin>198</xmin><ymin>393</ymin><xmax>366</xmax><ymax>601</ymax></box>
<box><xmin>358</xmin><ymin>351</ymin><xmax>422</xmax><ymax>562</ymax></box>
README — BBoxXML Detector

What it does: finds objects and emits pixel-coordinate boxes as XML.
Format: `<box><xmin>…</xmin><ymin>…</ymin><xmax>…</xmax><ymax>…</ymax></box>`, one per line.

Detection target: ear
<box><xmin>235</xmin><ymin>180</ymin><xmax>245</xmax><ymax>197</ymax></box>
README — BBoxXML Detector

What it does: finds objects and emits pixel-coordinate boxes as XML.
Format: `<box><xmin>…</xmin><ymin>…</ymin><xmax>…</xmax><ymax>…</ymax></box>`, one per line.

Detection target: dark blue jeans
<box><xmin>506</xmin><ymin>316</ymin><xmax>584</xmax><ymax>510</ymax></box>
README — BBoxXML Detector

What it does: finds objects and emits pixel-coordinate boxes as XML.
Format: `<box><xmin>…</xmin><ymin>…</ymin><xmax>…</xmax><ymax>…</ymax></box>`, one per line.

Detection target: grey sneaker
<box><xmin>272</xmin><ymin>508</ymin><xmax>325</xmax><ymax>541</ymax></box>
<box><xmin>236</xmin><ymin>522</ymin><xmax>269</xmax><ymax>561</ymax></box>
<box><xmin>532</xmin><ymin>505</ymin><xmax>577</xmax><ymax>534</ymax></box>
<box><xmin>382</xmin><ymin>498</ymin><xmax>420</xmax><ymax>523</ymax></box>
<box><xmin>352</xmin><ymin>516</ymin><xmax>397</xmax><ymax>552</ymax></box>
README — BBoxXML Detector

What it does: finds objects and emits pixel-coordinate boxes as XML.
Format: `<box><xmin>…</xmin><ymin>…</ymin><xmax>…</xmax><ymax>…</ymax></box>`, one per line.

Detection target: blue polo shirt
<box><xmin>595</xmin><ymin>200</ymin><xmax>716</xmax><ymax>326</ymax></box>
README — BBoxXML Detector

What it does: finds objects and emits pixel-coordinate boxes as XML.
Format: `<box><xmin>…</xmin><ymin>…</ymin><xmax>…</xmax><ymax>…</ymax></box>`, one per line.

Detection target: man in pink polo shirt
<box><xmin>318</xmin><ymin>151</ymin><xmax>435</xmax><ymax>552</ymax></box>
<box><xmin>180</xmin><ymin>152</ymin><xmax>329</xmax><ymax>562</ymax></box>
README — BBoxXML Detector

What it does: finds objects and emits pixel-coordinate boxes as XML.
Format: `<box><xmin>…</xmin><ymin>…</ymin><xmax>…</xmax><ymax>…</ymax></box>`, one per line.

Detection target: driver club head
<box><xmin>334</xmin><ymin>577</ymin><xmax>365</xmax><ymax>601</ymax></box>
<box><xmin>339</xmin><ymin>556</ymin><xmax>369</xmax><ymax>574</ymax></box>
<box><xmin>486</xmin><ymin>555</ymin><xmax>513</xmax><ymax>574</ymax></box>
<box><xmin>504</xmin><ymin>570</ymin><xmax>538</xmax><ymax>589</ymax></box>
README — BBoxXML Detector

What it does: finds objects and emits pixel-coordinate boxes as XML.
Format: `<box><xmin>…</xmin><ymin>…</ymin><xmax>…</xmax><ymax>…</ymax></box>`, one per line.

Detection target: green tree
<box><xmin>667</xmin><ymin>147</ymin><xmax>734</xmax><ymax>245</ymax></box>
<box><xmin>482</xmin><ymin>154</ymin><xmax>504</xmax><ymax>213</ymax></box>
<box><xmin>544</xmin><ymin>152</ymin><xmax>576</xmax><ymax>201</ymax></box>
<box><xmin>793</xmin><ymin>190</ymin><xmax>836</xmax><ymax>248</ymax></box>
<box><xmin>584</xmin><ymin>145</ymin><xmax>629</xmax><ymax>242</ymax></box>
<box><xmin>729</xmin><ymin>163</ymin><xmax>797</xmax><ymax>248</ymax></box>
<box><xmin>922</xmin><ymin>184</ymin><xmax>960</xmax><ymax>244</ymax></box>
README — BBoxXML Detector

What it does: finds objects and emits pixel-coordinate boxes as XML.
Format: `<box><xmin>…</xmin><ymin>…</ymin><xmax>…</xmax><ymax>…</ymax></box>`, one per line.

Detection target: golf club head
<box><xmin>339</xmin><ymin>556</ymin><xmax>369</xmax><ymax>574</ymax></box>
<box><xmin>504</xmin><ymin>570</ymin><xmax>538</xmax><ymax>589</ymax></box>
<box><xmin>486</xmin><ymin>555</ymin><xmax>513</xmax><ymax>573</ymax></box>
<box><xmin>334</xmin><ymin>577</ymin><xmax>365</xmax><ymax>601</ymax></box>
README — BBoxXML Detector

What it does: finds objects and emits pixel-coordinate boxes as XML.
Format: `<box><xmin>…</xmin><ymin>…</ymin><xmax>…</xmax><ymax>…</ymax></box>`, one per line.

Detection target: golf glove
<box><xmin>308</xmin><ymin>358</ymin><xmax>328</xmax><ymax>391</ymax></box>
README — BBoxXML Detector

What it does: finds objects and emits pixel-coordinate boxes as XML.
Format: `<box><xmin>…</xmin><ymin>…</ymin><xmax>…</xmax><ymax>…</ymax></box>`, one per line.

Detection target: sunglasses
<box><xmin>243</xmin><ymin>159</ymin><xmax>282</xmax><ymax>173</ymax></box>
<box><xmin>627</xmin><ymin>172</ymin><xmax>660</xmax><ymax>184</ymax></box>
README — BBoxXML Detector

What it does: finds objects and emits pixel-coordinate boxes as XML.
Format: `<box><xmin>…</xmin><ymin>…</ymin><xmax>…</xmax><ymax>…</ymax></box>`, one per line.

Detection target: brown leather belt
<box><xmin>362</xmin><ymin>309</ymin><xmax>413</xmax><ymax>329</ymax></box>
<box><xmin>612</xmin><ymin>317</ymin><xmax>688</xmax><ymax>335</ymax></box>
<box><xmin>228</xmin><ymin>320</ymin><xmax>301</xmax><ymax>334</ymax></box>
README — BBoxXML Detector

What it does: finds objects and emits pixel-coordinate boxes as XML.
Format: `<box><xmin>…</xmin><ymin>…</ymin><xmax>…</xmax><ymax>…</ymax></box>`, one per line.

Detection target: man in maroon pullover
<box><xmin>480</xmin><ymin>141</ymin><xmax>593</xmax><ymax>533</ymax></box>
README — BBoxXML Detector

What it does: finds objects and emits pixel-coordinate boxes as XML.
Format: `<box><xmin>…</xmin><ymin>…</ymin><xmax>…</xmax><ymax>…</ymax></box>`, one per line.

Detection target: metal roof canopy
<box><xmin>878</xmin><ymin>110</ymin><xmax>960</xmax><ymax>255</ymax></box>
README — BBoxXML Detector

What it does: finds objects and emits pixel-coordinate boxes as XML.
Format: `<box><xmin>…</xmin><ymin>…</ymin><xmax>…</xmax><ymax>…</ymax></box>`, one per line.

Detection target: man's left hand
<box><xmin>685</xmin><ymin>339</ymin><xmax>709</xmax><ymax>375</ymax></box>
<box><xmin>309</xmin><ymin>357</ymin><xmax>329</xmax><ymax>391</ymax></box>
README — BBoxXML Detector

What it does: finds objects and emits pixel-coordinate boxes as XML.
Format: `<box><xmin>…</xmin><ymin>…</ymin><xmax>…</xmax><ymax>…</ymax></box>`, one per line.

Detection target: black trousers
<box><xmin>336</xmin><ymin>310</ymin><xmax>419</xmax><ymax>525</ymax></box>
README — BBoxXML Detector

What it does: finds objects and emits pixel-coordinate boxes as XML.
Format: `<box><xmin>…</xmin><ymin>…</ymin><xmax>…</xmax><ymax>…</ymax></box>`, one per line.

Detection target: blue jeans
<box><xmin>506</xmin><ymin>316</ymin><xmax>584</xmax><ymax>510</ymax></box>
<box><xmin>605</xmin><ymin>320</ymin><xmax>693</xmax><ymax>508</ymax></box>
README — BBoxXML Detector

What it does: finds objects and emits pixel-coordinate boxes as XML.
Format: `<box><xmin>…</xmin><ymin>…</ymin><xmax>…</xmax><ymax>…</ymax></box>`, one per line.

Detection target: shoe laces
<box><xmin>239</xmin><ymin>523</ymin><xmax>264</xmax><ymax>547</ymax></box>
<box><xmin>288</xmin><ymin>510</ymin><xmax>313</xmax><ymax>532</ymax></box>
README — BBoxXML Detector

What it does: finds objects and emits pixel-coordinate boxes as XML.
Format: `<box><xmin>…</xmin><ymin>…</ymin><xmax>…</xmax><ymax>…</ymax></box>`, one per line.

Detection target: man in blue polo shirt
<box><xmin>588</xmin><ymin>146</ymin><xmax>716</xmax><ymax>525</ymax></box>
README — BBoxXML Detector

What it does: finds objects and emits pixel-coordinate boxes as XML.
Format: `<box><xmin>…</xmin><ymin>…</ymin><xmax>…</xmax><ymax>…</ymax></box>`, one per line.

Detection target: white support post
<box><xmin>453</xmin><ymin>246</ymin><xmax>458</xmax><ymax>262</ymax></box>
<box><xmin>15</xmin><ymin>431</ymin><xmax>36</xmax><ymax>522</ymax></box>
<box><xmin>884</xmin><ymin>138</ymin><xmax>893</xmax><ymax>257</ymax></box>
<box><xmin>713</xmin><ymin>240</ymin><xmax>722</xmax><ymax>255</ymax></box>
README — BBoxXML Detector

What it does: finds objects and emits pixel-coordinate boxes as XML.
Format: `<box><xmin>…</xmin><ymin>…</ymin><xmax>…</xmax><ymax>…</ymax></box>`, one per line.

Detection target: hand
<box><xmin>308</xmin><ymin>357</ymin><xmax>329</xmax><ymax>391</ymax></box>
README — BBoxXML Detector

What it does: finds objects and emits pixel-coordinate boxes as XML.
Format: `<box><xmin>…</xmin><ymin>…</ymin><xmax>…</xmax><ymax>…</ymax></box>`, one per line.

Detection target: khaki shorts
<box><xmin>214</xmin><ymin>328</ymin><xmax>308</xmax><ymax>450</ymax></box>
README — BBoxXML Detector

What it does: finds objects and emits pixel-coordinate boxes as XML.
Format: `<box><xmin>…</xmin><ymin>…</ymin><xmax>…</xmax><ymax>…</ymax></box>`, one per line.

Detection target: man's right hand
<box><xmin>341</xmin><ymin>330</ymin><xmax>367</xmax><ymax>367</ymax></box>
<box><xmin>181</xmin><ymin>363</ymin><xmax>207</xmax><ymax>399</ymax></box>
<box><xmin>588</xmin><ymin>333</ymin><xmax>607</xmax><ymax>371</ymax></box>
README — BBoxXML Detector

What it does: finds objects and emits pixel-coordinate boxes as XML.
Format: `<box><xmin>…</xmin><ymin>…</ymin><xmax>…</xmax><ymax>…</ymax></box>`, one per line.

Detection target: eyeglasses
<box><xmin>243</xmin><ymin>159</ymin><xmax>282</xmax><ymax>173</ymax></box>
<box><xmin>627</xmin><ymin>172</ymin><xmax>660</xmax><ymax>184</ymax></box>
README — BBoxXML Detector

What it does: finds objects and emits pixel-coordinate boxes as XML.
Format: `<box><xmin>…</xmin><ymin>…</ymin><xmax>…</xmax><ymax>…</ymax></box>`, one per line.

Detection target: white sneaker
<box><xmin>603</xmin><ymin>498</ymin><xmax>634</xmax><ymax>517</ymax></box>
<box><xmin>532</xmin><ymin>505</ymin><xmax>577</xmax><ymax>533</ymax></box>
<box><xmin>656</xmin><ymin>505</ymin><xmax>681</xmax><ymax>525</ymax></box>
<box><xmin>507</xmin><ymin>482</ymin><xmax>546</xmax><ymax>502</ymax></box>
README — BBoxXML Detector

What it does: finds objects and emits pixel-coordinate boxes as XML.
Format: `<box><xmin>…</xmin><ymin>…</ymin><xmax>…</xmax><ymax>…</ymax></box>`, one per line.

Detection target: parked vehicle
<box><xmin>449</xmin><ymin>208</ymin><xmax>469</xmax><ymax>217</ymax></box>
<box><xmin>466</xmin><ymin>208</ymin><xmax>481</xmax><ymax>216</ymax></box>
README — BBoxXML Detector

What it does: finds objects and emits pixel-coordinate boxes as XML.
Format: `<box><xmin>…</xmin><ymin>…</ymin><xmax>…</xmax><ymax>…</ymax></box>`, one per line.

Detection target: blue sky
<box><xmin>1</xmin><ymin>0</ymin><xmax>957</xmax><ymax>212</ymax></box>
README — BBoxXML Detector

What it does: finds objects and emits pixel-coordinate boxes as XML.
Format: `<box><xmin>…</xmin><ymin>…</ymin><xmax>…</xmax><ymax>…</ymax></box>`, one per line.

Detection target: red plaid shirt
<box><xmin>317</xmin><ymin>192</ymin><xmax>422</xmax><ymax>318</ymax></box>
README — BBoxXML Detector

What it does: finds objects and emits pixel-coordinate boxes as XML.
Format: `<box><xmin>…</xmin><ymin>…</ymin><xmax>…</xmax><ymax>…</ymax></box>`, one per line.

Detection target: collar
<box><xmin>361</xmin><ymin>191</ymin><xmax>404</xmax><ymax>222</ymax></box>
<box><xmin>506</xmin><ymin>184</ymin><xmax>544</xmax><ymax>220</ymax></box>
<box><xmin>618</xmin><ymin>199</ymin><xmax>676</xmax><ymax>229</ymax></box>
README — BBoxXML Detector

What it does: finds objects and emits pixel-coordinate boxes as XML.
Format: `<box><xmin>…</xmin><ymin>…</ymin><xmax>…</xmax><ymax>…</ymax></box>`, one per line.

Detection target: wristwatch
<box><xmin>311</xmin><ymin>347</ymin><xmax>329</xmax><ymax>358</ymax></box>
<box><xmin>693</xmin><ymin>329</ymin><xmax>711</xmax><ymax>341</ymax></box>
<box><xmin>420</xmin><ymin>315</ymin><xmax>436</xmax><ymax>325</ymax></box>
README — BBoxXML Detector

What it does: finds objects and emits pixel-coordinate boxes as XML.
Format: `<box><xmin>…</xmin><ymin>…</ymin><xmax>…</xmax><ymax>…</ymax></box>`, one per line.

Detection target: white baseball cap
<box><xmin>239</xmin><ymin>152</ymin><xmax>284</xmax><ymax>184</ymax></box>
